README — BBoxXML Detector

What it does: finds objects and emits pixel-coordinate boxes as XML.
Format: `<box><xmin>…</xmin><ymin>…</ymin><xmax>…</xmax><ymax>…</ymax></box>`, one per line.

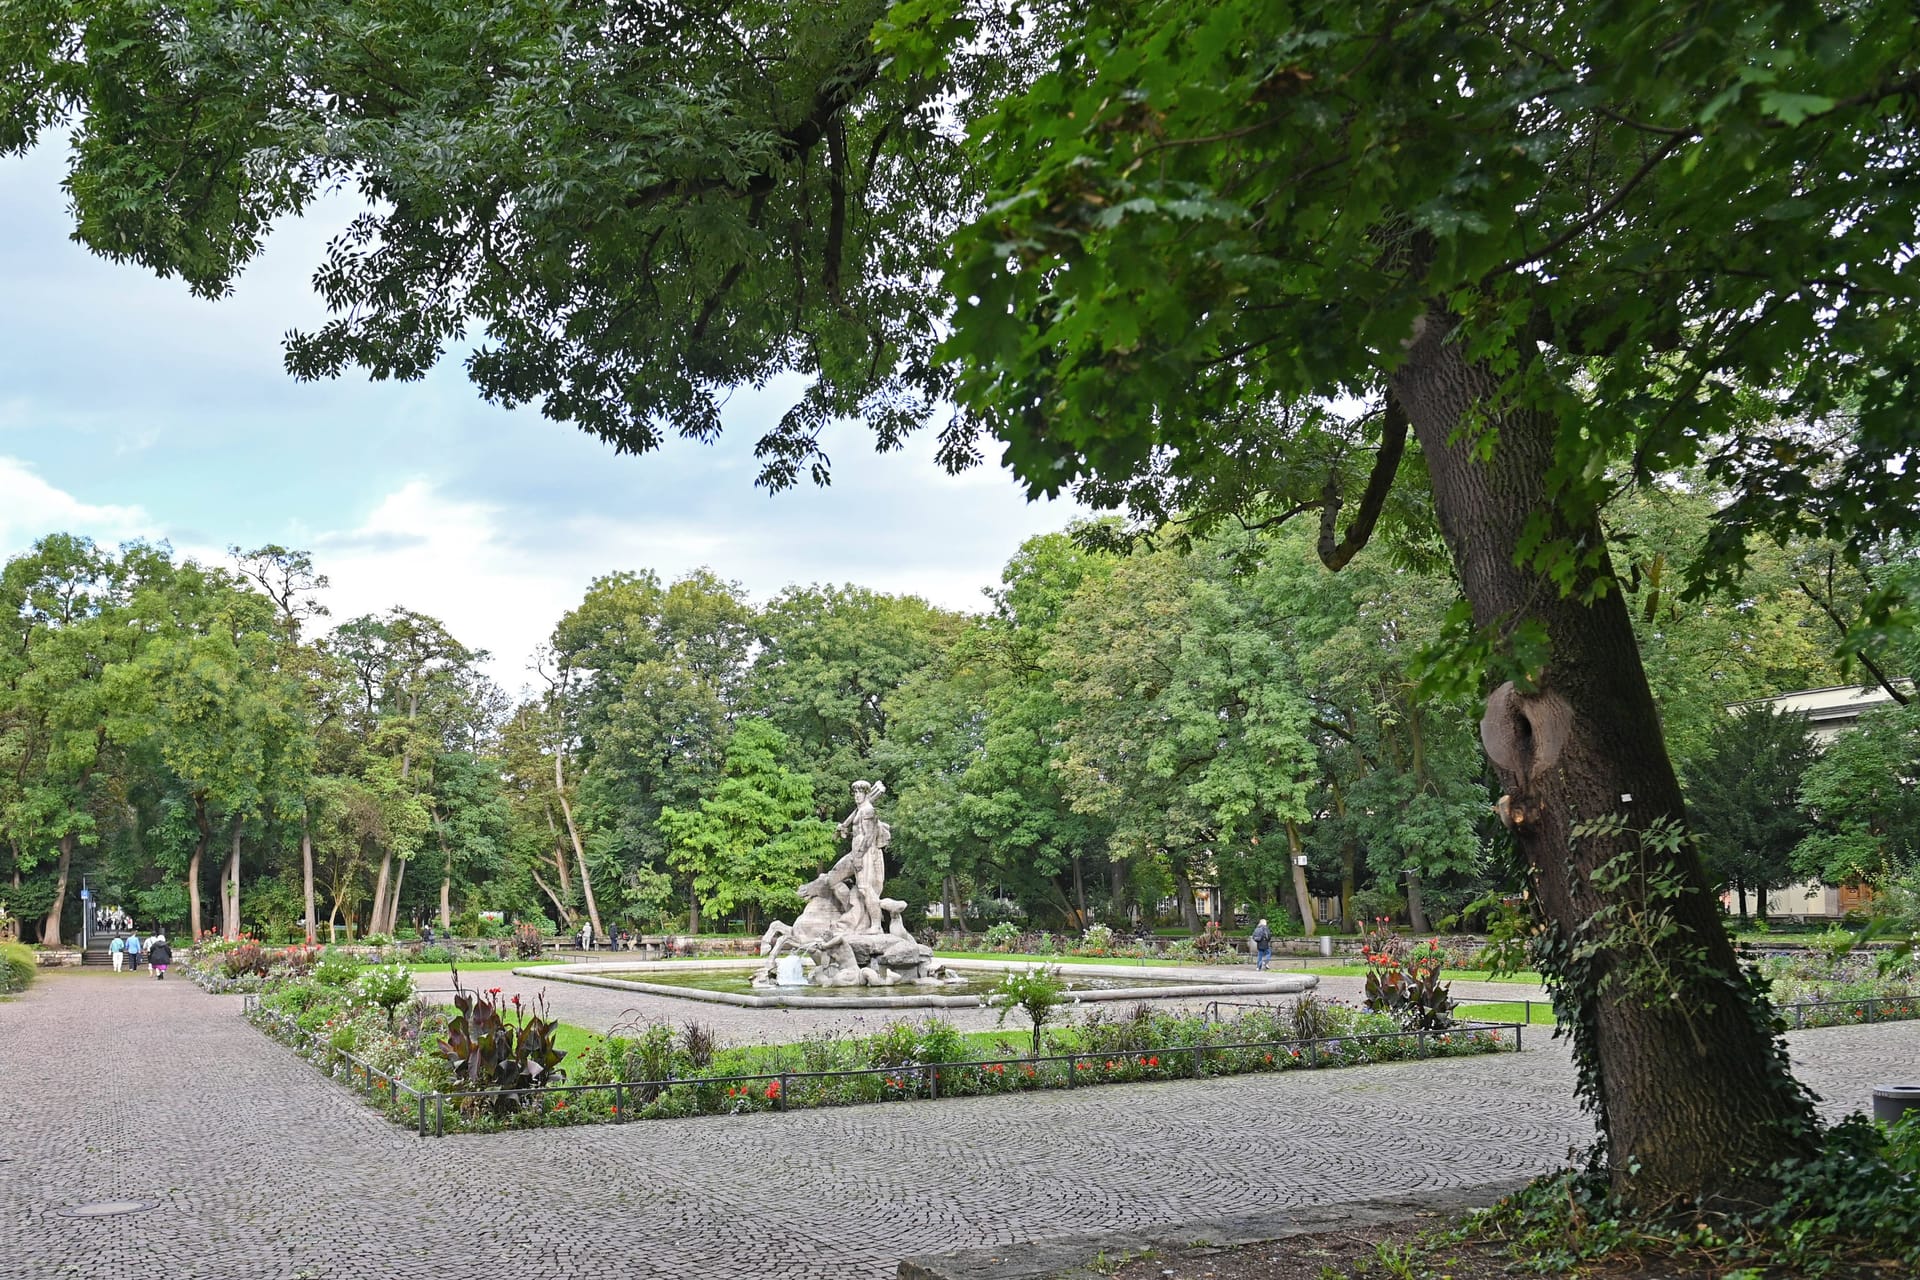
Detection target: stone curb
<box><xmin>895</xmin><ymin>1179</ymin><xmax>1535</xmax><ymax>1280</ymax></box>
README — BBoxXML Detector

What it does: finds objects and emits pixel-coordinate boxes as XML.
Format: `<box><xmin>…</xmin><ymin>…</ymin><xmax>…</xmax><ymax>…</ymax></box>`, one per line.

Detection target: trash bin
<box><xmin>1872</xmin><ymin>1084</ymin><xmax>1920</xmax><ymax>1124</ymax></box>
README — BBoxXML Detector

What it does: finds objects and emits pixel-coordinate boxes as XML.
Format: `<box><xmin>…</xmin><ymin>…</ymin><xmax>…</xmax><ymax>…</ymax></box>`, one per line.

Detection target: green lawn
<box><xmin>402</xmin><ymin>959</ymin><xmax>560</xmax><ymax>974</ymax></box>
<box><xmin>1455</xmin><ymin>1000</ymin><xmax>1557</xmax><ymax>1025</ymax></box>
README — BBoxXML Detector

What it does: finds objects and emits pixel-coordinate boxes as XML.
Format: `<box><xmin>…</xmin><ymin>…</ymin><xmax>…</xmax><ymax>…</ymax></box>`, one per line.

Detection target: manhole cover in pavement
<box><xmin>60</xmin><ymin>1201</ymin><xmax>157</xmax><ymax>1219</ymax></box>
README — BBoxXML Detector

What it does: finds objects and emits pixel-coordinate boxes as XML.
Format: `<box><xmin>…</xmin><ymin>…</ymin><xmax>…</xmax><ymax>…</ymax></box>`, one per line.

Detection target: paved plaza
<box><xmin>3</xmin><ymin>969</ymin><xmax>1914</xmax><ymax>1280</ymax></box>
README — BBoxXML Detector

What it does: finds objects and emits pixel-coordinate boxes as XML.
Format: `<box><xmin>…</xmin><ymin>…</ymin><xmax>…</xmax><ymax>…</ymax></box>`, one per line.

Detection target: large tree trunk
<box><xmin>385</xmin><ymin>856</ymin><xmax>407</xmax><ymax>936</ymax></box>
<box><xmin>553</xmin><ymin>749</ymin><xmax>604</xmax><ymax>940</ymax></box>
<box><xmin>1391</xmin><ymin>313</ymin><xmax>1815</xmax><ymax>1205</ymax></box>
<box><xmin>300</xmin><ymin>808</ymin><xmax>317</xmax><ymax>945</ymax></box>
<box><xmin>40</xmin><ymin>832</ymin><xmax>73</xmax><ymax>947</ymax></box>
<box><xmin>1171</xmin><ymin>864</ymin><xmax>1202</xmax><ymax>934</ymax></box>
<box><xmin>1404</xmin><ymin>871</ymin><xmax>1429</xmax><ymax>934</ymax></box>
<box><xmin>189</xmin><ymin>802</ymin><xmax>210</xmax><ymax>943</ymax></box>
<box><xmin>1071</xmin><ymin>854</ymin><xmax>1088</xmax><ymax>931</ymax></box>
<box><xmin>1283</xmin><ymin>821</ymin><xmax>1317</xmax><ymax>939</ymax></box>
<box><xmin>368</xmin><ymin>849</ymin><xmax>392</xmax><ymax>939</ymax></box>
<box><xmin>687</xmin><ymin>888</ymin><xmax>700</xmax><ymax>936</ymax></box>
<box><xmin>224</xmin><ymin>817</ymin><xmax>243</xmax><ymax>940</ymax></box>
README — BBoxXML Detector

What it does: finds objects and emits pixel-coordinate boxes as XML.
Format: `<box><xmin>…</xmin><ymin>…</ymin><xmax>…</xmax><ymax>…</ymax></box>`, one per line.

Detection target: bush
<box><xmin>415</xmin><ymin>945</ymin><xmax>453</xmax><ymax>964</ymax></box>
<box><xmin>982</xmin><ymin>922</ymin><xmax>1020</xmax><ymax>952</ymax></box>
<box><xmin>357</xmin><ymin>963</ymin><xmax>416</xmax><ymax>1019</ymax></box>
<box><xmin>0</xmin><ymin>941</ymin><xmax>36</xmax><ymax>994</ymax></box>
<box><xmin>512</xmin><ymin>921</ymin><xmax>543</xmax><ymax>960</ymax></box>
<box><xmin>221</xmin><ymin>942</ymin><xmax>268</xmax><ymax>979</ymax></box>
<box><xmin>1363</xmin><ymin>936</ymin><xmax>1455</xmax><ymax>1031</ymax></box>
<box><xmin>1074</xmin><ymin>923</ymin><xmax>1118</xmax><ymax>956</ymax></box>
<box><xmin>991</xmin><ymin>965</ymin><xmax>1071</xmax><ymax>1057</ymax></box>
<box><xmin>312</xmin><ymin>949</ymin><xmax>358</xmax><ymax>988</ymax></box>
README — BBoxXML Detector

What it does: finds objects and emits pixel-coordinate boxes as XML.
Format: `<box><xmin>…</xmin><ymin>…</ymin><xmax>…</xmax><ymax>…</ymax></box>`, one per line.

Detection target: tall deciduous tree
<box><xmin>901</xmin><ymin>0</ymin><xmax>1920</xmax><ymax>1203</ymax></box>
<box><xmin>1688</xmin><ymin>706</ymin><xmax>1818</xmax><ymax>921</ymax></box>
<box><xmin>658</xmin><ymin>720</ymin><xmax>835</xmax><ymax>933</ymax></box>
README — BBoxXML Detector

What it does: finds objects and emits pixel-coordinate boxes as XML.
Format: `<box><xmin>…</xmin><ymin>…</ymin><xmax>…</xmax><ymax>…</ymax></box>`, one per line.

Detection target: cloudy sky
<box><xmin>0</xmin><ymin>143</ymin><xmax>1084</xmax><ymax>697</ymax></box>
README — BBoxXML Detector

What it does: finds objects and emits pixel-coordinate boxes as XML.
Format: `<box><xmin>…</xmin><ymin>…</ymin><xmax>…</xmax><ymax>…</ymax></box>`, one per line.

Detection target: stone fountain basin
<box><xmin>517</xmin><ymin>958</ymin><xmax>1319</xmax><ymax>1010</ymax></box>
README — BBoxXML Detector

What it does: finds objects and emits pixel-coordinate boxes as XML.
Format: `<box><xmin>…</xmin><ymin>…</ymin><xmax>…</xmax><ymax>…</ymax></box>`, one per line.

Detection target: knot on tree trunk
<box><xmin>1480</xmin><ymin>681</ymin><xmax>1573</xmax><ymax>789</ymax></box>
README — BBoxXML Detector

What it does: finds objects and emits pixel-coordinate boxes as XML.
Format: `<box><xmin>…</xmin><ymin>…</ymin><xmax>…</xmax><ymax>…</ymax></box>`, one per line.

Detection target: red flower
<box><xmin>765</xmin><ymin>1080</ymin><xmax>781</xmax><ymax>1100</ymax></box>
<box><xmin>610</xmin><ymin>1105</ymin><xmax>620</xmax><ymax>1114</ymax></box>
<box><xmin>1147</xmin><ymin>1056</ymin><xmax>1159</xmax><ymax>1068</ymax></box>
<box><xmin>554</xmin><ymin>1099</ymin><xmax>567</xmax><ymax>1111</ymax></box>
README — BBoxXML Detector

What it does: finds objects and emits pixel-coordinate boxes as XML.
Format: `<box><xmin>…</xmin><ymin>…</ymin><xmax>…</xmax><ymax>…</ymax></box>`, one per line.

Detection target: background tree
<box><xmin>1687</xmin><ymin>706</ymin><xmax>1818</xmax><ymax>922</ymax></box>
<box><xmin>657</xmin><ymin>720</ymin><xmax>836</xmax><ymax>933</ymax></box>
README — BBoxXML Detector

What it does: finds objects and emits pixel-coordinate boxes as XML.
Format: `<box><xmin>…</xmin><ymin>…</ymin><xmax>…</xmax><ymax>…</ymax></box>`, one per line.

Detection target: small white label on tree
<box><xmin>1620</xmin><ymin>793</ymin><xmax>1633</xmax><ymax>803</ymax></box>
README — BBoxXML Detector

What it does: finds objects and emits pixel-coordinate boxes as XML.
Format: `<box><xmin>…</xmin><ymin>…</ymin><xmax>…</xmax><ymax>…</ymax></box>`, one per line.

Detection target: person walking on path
<box><xmin>109</xmin><ymin>934</ymin><xmax>126</xmax><ymax>972</ymax></box>
<box><xmin>125</xmin><ymin>931</ymin><xmax>142</xmax><ymax>973</ymax></box>
<box><xmin>147</xmin><ymin>934</ymin><xmax>171</xmax><ymax>980</ymax></box>
<box><xmin>1252</xmin><ymin>919</ymin><xmax>1272</xmax><ymax>971</ymax></box>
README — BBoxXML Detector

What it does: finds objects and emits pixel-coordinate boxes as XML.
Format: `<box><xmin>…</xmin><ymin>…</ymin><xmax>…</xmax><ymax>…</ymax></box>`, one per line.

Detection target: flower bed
<box><xmin>234</xmin><ymin>968</ymin><xmax>1522</xmax><ymax>1135</ymax></box>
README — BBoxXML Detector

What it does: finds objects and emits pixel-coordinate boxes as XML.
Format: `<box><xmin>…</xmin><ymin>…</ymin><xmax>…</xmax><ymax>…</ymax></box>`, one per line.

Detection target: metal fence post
<box><xmin>929</xmin><ymin>1066</ymin><xmax>940</xmax><ymax>1100</ymax></box>
<box><xmin>776</xmin><ymin>1075</ymin><xmax>788</xmax><ymax>1112</ymax></box>
<box><xmin>615</xmin><ymin>1082</ymin><xmax>625</xmax><ymax>1122</ymax></box>
<box><xmin>417</xmin><ymin>1094</ymin><xmax>427</xmax><ymax>1137</ymax></box>
<box><xmin>434</xmin><ymin>1093</ymin><xmax>445</xmax><ymax>1138</ymax></box>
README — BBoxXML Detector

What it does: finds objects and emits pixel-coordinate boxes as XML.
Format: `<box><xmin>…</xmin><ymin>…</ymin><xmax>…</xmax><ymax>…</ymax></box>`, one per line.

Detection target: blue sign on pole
<box><xmin>80</xmin><ymin>888</ymin><xmax>92</xmax><ymax>901</ymax></box>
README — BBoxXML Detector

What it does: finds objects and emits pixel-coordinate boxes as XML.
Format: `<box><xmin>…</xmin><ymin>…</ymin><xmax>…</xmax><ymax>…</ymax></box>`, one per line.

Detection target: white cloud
<box><xmin>0</xmin><ymin>456</ymin><xmax>152</xmax><ymax>547</ymax></box>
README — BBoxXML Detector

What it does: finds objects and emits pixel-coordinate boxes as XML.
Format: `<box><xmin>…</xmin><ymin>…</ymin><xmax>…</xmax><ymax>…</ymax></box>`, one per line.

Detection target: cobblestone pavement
<box><xmin>3</xmin><ymin>970</ymin><xmax>1913</xmax><ymax>1280</ymax></box>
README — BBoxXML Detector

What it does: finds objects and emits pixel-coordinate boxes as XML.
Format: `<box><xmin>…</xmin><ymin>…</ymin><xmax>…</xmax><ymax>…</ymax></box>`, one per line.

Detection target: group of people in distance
<box><xmin>93</xmin><ymin>904</ymin><xmax>133</xmax><ymax>932</ymax></box>
<box><xmin>108</xmin><ymin>929</ymin><xmax>173</xmax><ymax>979</ymax></box>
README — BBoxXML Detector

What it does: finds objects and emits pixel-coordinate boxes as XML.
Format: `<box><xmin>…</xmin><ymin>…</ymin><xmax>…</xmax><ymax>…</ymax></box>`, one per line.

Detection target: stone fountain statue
<box><xmin>756</xmin><ymin>781</ymin><xmax>959</xmax><ymax>988</ymax></box>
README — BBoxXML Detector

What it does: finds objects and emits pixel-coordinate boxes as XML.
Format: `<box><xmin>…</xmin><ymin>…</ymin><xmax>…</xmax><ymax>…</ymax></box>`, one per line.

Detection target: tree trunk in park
<box><xmin>1071</xmin><ymin>854</ymin><xmax>1088</xmax><ymax>929</ymax></box>
<box><xmin>553</xmin><ymin>749</ymin><xmax>604</xmax><ymax>941</ymax></box>
<box><xmin>385</xmin><ymin>856</ymin><xmax>407</xmax><ymax>936</ymax></box>
<box><xmin>949</xmin><ymin>874</ymin><xmax>970</xmax><ymax>931</ymax></box>
<box><xmin>545</xmin><ymin>809</ymin><xmax>572</xmax><ymax>898</ymax></box>
<box><xmin>1390</xmin><ymin>313</ymin><xmax>1815</xmax><ymax>1205</ymax></box>
<box><xmin>40</xmin><ymin>832</ymin><xmax>73</xmax><ymax>947</ymax></box>
<box><xmin>1736</xmin><ymin>882</ymin><xmax>1749</xmax><ymax>924</ymax></box>
<box><xmin>687</xmin><ymin>888</ymin><xmax>700</xmax><ymax>936</ymax></box>
<box><xmin>368</xmin><ymin>849</ymin><xmax>392</xmax><ymax>940</ymax></box>
<box><xmin>301</xmin><ymin>808</ymin><xmax>316</xmax><ymax>945</ymax></box>
<box><xmin>1173</xmin><ymin>865</ymin><xmax>1202</xmax><ymax>934</ymax></box>
<box><xmin>1404</xmin><ymin>871</ymin><xmax>1428</xmax><ymax>934</ymax></box>
<box><xmin>440</xmin><ymin>858</ymin><xmax>453</xmax><ymax>933</ymax></box>
<box><xmin>188</xmin><ymin>802</ymin><xmax>210</xmax><ymax>942</ymax></box>
<box><xmin>531</xmin><ymin>868</ymin><xmax>571</xmax><ymax>928</ymax></box>
<box><xmin>1284</xmin><ymin>821</ymin><xmax>1317</xmax><ymax>940</ymax></box>
<box><xmin>224</xmin><ymin>817</ymin><xmax>243</xmax><ymax>940</ymax></box>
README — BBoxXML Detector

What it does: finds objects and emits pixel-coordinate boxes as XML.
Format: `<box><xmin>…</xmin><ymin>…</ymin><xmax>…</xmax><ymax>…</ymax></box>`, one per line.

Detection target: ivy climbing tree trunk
<box><xmin>1391</xmin><ymin>315</ymin><xmax>1815</xmax><ymax>1205</ymax></box>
